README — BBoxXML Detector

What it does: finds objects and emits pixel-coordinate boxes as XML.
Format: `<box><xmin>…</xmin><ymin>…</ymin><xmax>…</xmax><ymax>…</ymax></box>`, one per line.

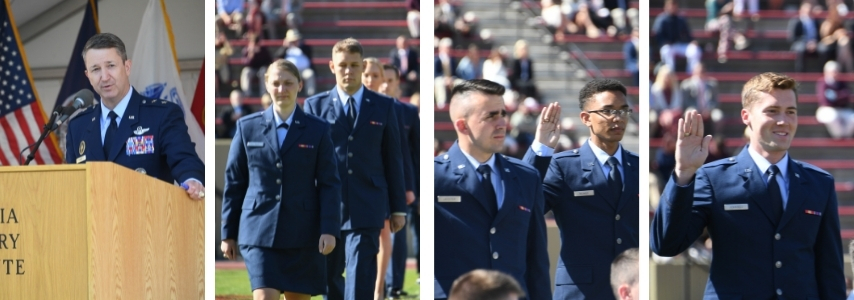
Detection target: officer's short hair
<box><xmin>449</xmin><ymin>269</ymin><xmax>525</xmax><ymax>300</ymax></box>
<box><xmin>741</xmin><ymin>72</ymin><xmax>798</xmax><ymax>108</ymax></box>
<box><xmin>82</xmin><ymin>33</ymin><xmax>128</xmax><ymax>61</ymax></box>
<box><xmin>578</xmin><ymin>79</ymin><xmax>627</xmax><ymax>110</ymax></box>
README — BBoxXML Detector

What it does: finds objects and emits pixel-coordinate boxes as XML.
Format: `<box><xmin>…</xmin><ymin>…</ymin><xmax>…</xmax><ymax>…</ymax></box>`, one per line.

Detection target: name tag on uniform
<box><xmin>76</xmin><ymin>155</ymin><xmax>86</xmax><ymax>164</ymax></box>
<box><xmin>437</xmin><ymin>196</ymin><xmax>461</xmax><ymax>203</ymax></box>
<box><xmin>724</xmin><ymin>204</ymin><xmax>749</xmax><ymax>211</ymax></box>
<box><xmin>574</xmin><ymin>190</ymin><xmax>595</xmax><ymax>197</ymax></box>
<box><xmin>247</xmin><ymin>141</ymin><xmax>264</xmax><ymax>148</ymax></box>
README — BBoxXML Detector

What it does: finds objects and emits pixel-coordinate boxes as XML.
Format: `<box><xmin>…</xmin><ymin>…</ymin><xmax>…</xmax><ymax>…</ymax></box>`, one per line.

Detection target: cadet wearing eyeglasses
<box><xmin>522</xmin><ymin>79</ymin><xmax>639</xmax><ymax>299</ymax></box>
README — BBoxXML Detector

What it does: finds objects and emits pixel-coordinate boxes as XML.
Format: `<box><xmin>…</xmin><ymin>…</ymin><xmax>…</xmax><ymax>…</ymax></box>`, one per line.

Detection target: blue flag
<box><xmin>53</xmin><ymin>0</ymin><xmax>99</xmax><ymax>111</ymax></box>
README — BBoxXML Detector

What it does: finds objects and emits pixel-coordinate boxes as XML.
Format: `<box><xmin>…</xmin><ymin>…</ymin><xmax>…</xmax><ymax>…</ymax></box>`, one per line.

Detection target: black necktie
<box><xmin>607</xmin><ymin>156</ymin><xmax>623</xmax><ymax>200</ymax></box>
<box><xmin>278</xmin><ymin>122</ymin><xmax>290</xmax><ymax>150</ymax></box>
<box><xmin>347</xmin><ymin>97</ymin><xmax>356</xmax><ymax>129</ymax></box>
<box><xmin>103</xmin><ymin>111</ymin><xmax>118</xmax><ymax>157</ymax></box>
<box><xmin>767</xmin><ymin>165</ymin><xmax>784</xmax><ymax>225</ymax></box>
<box><xmin>477</xmin><ymin>164</ymin><xmax>498</xmax><ymax>216</ymax></box>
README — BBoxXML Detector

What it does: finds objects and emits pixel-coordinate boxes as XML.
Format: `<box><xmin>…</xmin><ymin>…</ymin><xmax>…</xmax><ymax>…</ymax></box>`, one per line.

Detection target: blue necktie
<box><xmin>767</xmin><ymin>165</ymin><xmax>784</xmax><ymax>225</ymax></box>
<box><xmin>477</xmin><ymin>164</ymin><xmax>498</xmax><ymax>216</ymax></box>
<box><xmin>103</xmin><ymin>111</ymin><xmax>118</xmax><ymax>157</ymax></box>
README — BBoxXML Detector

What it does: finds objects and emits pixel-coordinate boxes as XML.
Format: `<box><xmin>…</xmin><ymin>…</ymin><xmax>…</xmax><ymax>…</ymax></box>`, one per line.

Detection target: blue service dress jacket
<box><xmin>523</xmin><ymin>142</ymin><xmax>640</xmax><ymax>299</ymax></box>
<box><xmin>221</xmin><ymin>106</ymin><xmax>341</xmax><ymax>248</ymax></box>
<box><xmin>65</xmin><ymin>89</ymin><xmax>204</xmax><ymax>185</ymax></box>
<box><xmin>651</xmin><ymin>148</ymin><xmax>845</xmax><ymax>299</ymax></box>
<box><xmin>434</xmin><ymin>142</ymin><xmax>551</xmax><ymax>300</ymax></box>
<box><xmin>303</xmin><ymin>86</ymin><xmax>407</xmax><ymax>230</ymax></box>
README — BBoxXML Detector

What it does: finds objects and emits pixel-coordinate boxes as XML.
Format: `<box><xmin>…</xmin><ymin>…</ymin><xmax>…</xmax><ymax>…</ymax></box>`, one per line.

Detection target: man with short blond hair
<box><xmin>651</xmin><ymin>72</ymin><xmax>845</xmax><ymax>299</ymax></box>
<box><xmin>304</xmin><ymin>38</ymin><xmax>407</xmax><ymax>300</ymax></box>
<box><xmin>449</xmin><ymin>269</ymin><xmax>525</xmax><ymax>300</ymax></box>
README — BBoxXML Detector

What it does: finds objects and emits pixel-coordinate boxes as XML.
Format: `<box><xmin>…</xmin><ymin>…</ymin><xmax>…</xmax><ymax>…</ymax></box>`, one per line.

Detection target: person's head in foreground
<box><xmin>449</xmin><ymin>269</ymin><xmax>525</xmax><ymax>300</ymax></box>
<box><xmin>329</xmin><ymin>38</ymin><xmax>364</xmax><ymax>94</ymax></box>
<box><xmin>740</xmin><ymin>72</ymin><xmax>798</xmax><ymax>163</ymax></box>
<box><xmin>265</xmin><ymin>59</ymin><xmax>303</xmax><ymax>116</ymax></box>
<box><xmin>611</xmin><ymin>248</ymin><xmax>639</xmax><ymax>300</ymax></box>
<box><xmin>449</xmin><ymin>79</ymin><xmax>507</xmax><ymax>162</ymax></box>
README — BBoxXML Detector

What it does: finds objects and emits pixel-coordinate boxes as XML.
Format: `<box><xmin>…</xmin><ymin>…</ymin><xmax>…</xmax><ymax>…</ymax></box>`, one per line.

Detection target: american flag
<box><xmin>0</xmin><ymin>1</ymin><xmax>62</xmax><ymax>165</ymax></box>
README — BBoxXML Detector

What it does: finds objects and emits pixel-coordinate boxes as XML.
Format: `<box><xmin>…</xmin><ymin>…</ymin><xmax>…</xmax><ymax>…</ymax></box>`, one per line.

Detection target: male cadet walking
<box><xmin>434</xmin><ymin>79</ymin><xmax>551</xmax><ymax>300</ymax></box>
<box><xmin>651</xmin><ymin>72</ymin><xmax>845</xmax><ymax>299</ymax></box>
<box><xmin>303</xmin><ymin>38</ymin><xmax>407</xmax><ymax>300</ymax></box>
<box><xmin>523</xmin><ymin>79</ymin><xmax>639</xmax><ymax>299</ymax></box>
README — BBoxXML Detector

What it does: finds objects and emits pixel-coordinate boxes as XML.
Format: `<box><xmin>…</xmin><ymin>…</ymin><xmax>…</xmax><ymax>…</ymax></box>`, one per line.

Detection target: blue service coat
<box><xmin>221</xmin><ymin>106</ymin><xmax>341</xmax><ymax>248</ymax></box>
<box><xmin>651</xmin><ymin>148</ymin><xmax>845</xmax><ymax>299</ymax></box>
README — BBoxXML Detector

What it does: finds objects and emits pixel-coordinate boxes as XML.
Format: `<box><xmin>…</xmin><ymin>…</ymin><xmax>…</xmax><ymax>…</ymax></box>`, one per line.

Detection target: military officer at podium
<box><xmin>651</xmin><ymin>72</ymin><xmax>845</xmax><ymax>298</ymax></box>
<box><xmin>221</xmin><ymin>59</ymin><xmax>341</xmax><ymax>300</ymax></box>
<box><xmin>64</xmin><ymin>33</ymin><xmax>204</xmax><ymax>199</ymax></box>
<box><xmin>434</xmin><ymin>79</ymin><xmax>551</xmax><ymax>300</ymax></box>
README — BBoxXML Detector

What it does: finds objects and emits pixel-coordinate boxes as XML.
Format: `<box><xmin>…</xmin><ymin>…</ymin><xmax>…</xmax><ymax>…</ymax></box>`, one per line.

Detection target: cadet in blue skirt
<box><xmin>221</xmin><ymin>59</ymin><xmax>342</xmax><ymax>300</ymax></box>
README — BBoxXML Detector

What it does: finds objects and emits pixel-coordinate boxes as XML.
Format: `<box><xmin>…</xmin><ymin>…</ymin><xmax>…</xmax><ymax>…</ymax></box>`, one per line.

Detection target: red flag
<box><xmin>191</xmin><ymin>60</ymin><xmax>205</xmax><ymax>132</ymax></box>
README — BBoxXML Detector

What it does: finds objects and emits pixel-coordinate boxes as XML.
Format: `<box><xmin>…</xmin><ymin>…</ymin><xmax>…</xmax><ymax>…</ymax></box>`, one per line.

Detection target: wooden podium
<box><xmin>0</xmin><ymin>162</ymin><xmax>204</xmax><ymax>299</ymax></box>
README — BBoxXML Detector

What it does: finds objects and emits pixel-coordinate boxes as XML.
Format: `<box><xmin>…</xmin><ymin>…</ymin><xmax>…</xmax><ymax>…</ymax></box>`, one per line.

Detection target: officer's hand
<box><xmin>184</xmin><ymin>180</ymin><xmax>205</xmax><ymax>200</ymax></box>
<box><xmin>674</xmin><ymin>110</ymin><xmax>712</xmax><ymax>185</ymax></box>
<box><xmin>406</xmin><ymin>191</ymin><xmax>415</xmax><ymax>205</ymax></box>
<box><xmin>221</xmin><ymin>239</ymin><xmax>237</xmax><ymax>260</ymax></box>
<box><xmin>534</xmin><ymin>102</ymin><xmax>561</xmax><ymax>149</ymax></box>
<box><xmin>319</xmin><ymin>234</ymin><xmax>336</xmax><ymax>255</ymax></box>
<box><xmin>390</xmin><ymin>215</ymin><xmax>406</xmax><ymax>233</ymax></box>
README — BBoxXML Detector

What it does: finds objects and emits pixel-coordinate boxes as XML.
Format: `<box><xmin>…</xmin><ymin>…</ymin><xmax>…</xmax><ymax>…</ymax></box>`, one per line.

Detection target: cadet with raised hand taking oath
<box><xmin>523</xmin><ymin>79</ymin><xmax>639</xmax><ymax>299</ymax></box>
<box><xmin>434</xmin><ymin>79</ymin><xmax>551</xmax><ymax>300</ymax></box>
<box><xmin>651</xmin><ymin>72</ymin><xmax>845</xmax><ymax>299</ymax></box>
<box><xmin>303</xmin><ymin>38</ymin><xmax>407</xmax><ymax>300</ymax></box>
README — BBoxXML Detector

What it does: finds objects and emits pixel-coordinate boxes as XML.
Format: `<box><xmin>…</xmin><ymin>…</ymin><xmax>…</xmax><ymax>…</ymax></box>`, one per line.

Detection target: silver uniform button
<box><xmin>135</xmin><ymin>168</ymin><xmax>146</xmax><ymax>174</ymax></box>
<box><xmin>348</xmin><ymin>136</ymin><xmax>353</xmax><ymax>141</ymax></box>
<box><xmin>490</xmin><ymin>227</ymin><xmax>496</xmax><ymax>234</ymax></box>
<box><xmin>774</xmin><ymin>233</ymin><xmax>781</xmax><ymax>240</ymax></box>
<box><xmin>493</xmin><ymin>252</ymin><xmax>499</xmax><ymax>259</ymax></box>
<box><xmin>348</xmin><ymin>152</ymin><xmax>353</xmax><ymax>157</ymax></box>
<box><xmin>616</xmin><ymin>238</ymin><xmax>622</xmax><ymax>244</ymax></box>
<box><xmin>348</xmin><ymin>169</ymin><xmax>353</xmax><ymax>174</ymax></box>
<box><xmin>776</xmin><ymin>289</ymin><xmax>782</xmax><ymax>295</ymax></box>
<box><xmin>615</xmin><ymin>214</ymin><xmax>621</xmax><ymax>221</ymax></box>
<box><xmin>275</xmin><ymin>195</ymin><xmax>281</xmax><ymax>201</ymax></box>
<box><xmin>276</xmin><ymin>162</ymin><xmax>282</xmax><ymax>168</ymax></box>
<box><xmin>276</xmin><ymin>179</ymin><xmax>282</xmax><ymax>185</ymax></box>
<box><xmin>775</xmin><ymin>261</ymin><xmax>782</xmax><ymax>268</ymax></box>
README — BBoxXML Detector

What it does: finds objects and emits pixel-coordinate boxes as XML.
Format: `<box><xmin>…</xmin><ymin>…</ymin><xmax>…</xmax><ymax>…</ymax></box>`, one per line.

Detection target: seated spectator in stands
<box><xmin>448</xmin><ymin>269</ymin><xmax>525</xmax><ymax>300</ymax></box>
<box><xmin>454</xmin><ymin>12</ymin><xmax>480</xmax><ymax>50</ymax></box>
<box><xmin>567</xmin><ymin>2</ymin><xmax>612</xmax><ymax>38</ymax></box>
<box><xmin>624</xmin><ymin>28</ymin><xmax>639</xmax><ymax>85</ymax></box>
<box><xmin>381</xmin><ymin>65</ymin><xmax>403</xmax><ymax>99</ymax></box>
<box><xmin>261</xmin><ymin>0</ymin><xmax>301</xmax><ymax>39</ymax></box>
<box><xmin>539</xmin><ymin>0</ymin><xmax>568</xmax><ymax>42</ymax></box>
<box><xmin>789</xmin><ymin>1</ymin><xmax>828</xmax><ymax>72</ymax></box>
<box><xmin>216</xmin><ymin>30</ymin><xmax>234</xmax><ymax>95</ymax></box>
<box><xmin>816</xmin><ymin>60</ymin><xmax>854</xmax><ymax>139</ymax></box>
<box><xmin>390</xmin><ymin>35</ymin><xmax>419</xmax><ymax>97</ymax></box>
<box><xmin>277</xmin><ymin>30</ymin><xmax>315</xmax><ymax>96</ymax></box>
<box><xmin>819</xmin><ymin>1</ymin><xmax>854</xmax><ymax>72</ymax></box>
<box><xmin>435</xmin><ymin>0</ymin><xmax>458</xmax><ymax>38</ymax></box>
<box><xmin>482</xmin><ymin>48</ymin><xmax>511</xmax><ymax>90</ymax></box>
<box><xmin>435</xmin><ymin>38</ymin><xmax>458</xmax><ymax>108</ymax></box>
<box><xmin>240</xmin><ymin>34</ymin><xmax>273</xmax><ymax>97</ymax></box>
<box><xmin>510</xmin><ymin>40</ymin><xmax>538</xmax><ymax>100</ymax></box>
<box><xmin>706</xmin><ymin>0</ymin><xmax>749</xmax><ymax>62</ymax></box>
<box><xmin>244</xmin><ymin>0</ymin><xmax>265</xmax><ymax>39</ymax></box>
<box><xmin>219</xmin><ymin>90</ymin><xmax>253</xmax><ymax>138</ymax></box>
<box><xmin>651</xmin><ymin>65</ymin><xmax>682</xmax><ymax>136</ymax></box>
<box><xmin>456</xmin><ymin>44</ymin><xmax>482</xmax><ymax>81</ymax></box>
<box><xmin>407</xmin><ymin>0</ymin><xmax>420</xmax><ymax>38</ymax></box>
<box><xmin>680</xmin><ymin>63</ymin><xmax>721</xmax><ymax>135</ymax></box>
<box><xmin>610</xmin><ymin>248</ymin><xmax>639</xmax><ymax>300</ymax></box>
<box><xmin>653</xmin><ymin>0</ymin><xmax>702</xmax><ymax>73</ymax></box>
<box><xmin>217</xmin><ymin>0</ymin><xmax>246</xmax><ymax>36</ymax></box>
<box><xmin>732</xmin><ymin>0</ymin><xmax>758</xmax><ymax>19</ymax></box>
<box><xmin>509</xmin><ymin>97</ymin><xmax>539</xmax><ymax>150</ymax></box>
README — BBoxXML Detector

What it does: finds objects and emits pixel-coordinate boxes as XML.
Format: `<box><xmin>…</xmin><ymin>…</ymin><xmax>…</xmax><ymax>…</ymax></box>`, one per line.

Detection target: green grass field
<box><xmin>215</xmin><ymin>269</ymin><xmax>420</xmax><ymax>299</ymax></box>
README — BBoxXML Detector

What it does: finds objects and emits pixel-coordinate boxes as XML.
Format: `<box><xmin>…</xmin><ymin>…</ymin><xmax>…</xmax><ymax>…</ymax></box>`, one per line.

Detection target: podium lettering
<box><xmin>0</xmin><ymin>208</ymin><xmax>17</xmax><ymax>223</ymax></box>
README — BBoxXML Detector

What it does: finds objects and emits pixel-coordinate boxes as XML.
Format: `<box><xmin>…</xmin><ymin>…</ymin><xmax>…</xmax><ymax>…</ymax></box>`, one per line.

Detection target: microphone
<box><xmin>53</xmin><ymin>89</ymin><xmax>95</xmax><ymax>129</ymax></box>
<box><xmin>19</xmin><ymin>89</ymin><xmax>95</xmax><ymax>165</ymax></box>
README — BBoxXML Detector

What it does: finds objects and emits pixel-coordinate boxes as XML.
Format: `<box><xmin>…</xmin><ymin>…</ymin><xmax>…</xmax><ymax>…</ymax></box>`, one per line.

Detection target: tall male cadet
<box><xmin>434</xmin><ymin>79</ymin><xmax>551</xmax><ymax>300</ymax></box>
<box><xmin>381</xmin><ymin>64</ymin><xmax>421</xmax><ymax>298</ymax></box>
<box><xmin>523</xmin><ymin>79</ymin><xmax>639</xmax><ymax>299</ymax></box>
<box><xmin>303</xmin><ymin>38</ymin><xmax>407</xmax><ymax>300</ymax></box>
<box><xmin>651</xmin><ymin>72</ymin><xmax>845</xmax><ymax>299</ymax></box>
<box><xmin>65</xmin><ymin>33</ymin><xmax>204</xmax><ymax>199</ymax></box>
